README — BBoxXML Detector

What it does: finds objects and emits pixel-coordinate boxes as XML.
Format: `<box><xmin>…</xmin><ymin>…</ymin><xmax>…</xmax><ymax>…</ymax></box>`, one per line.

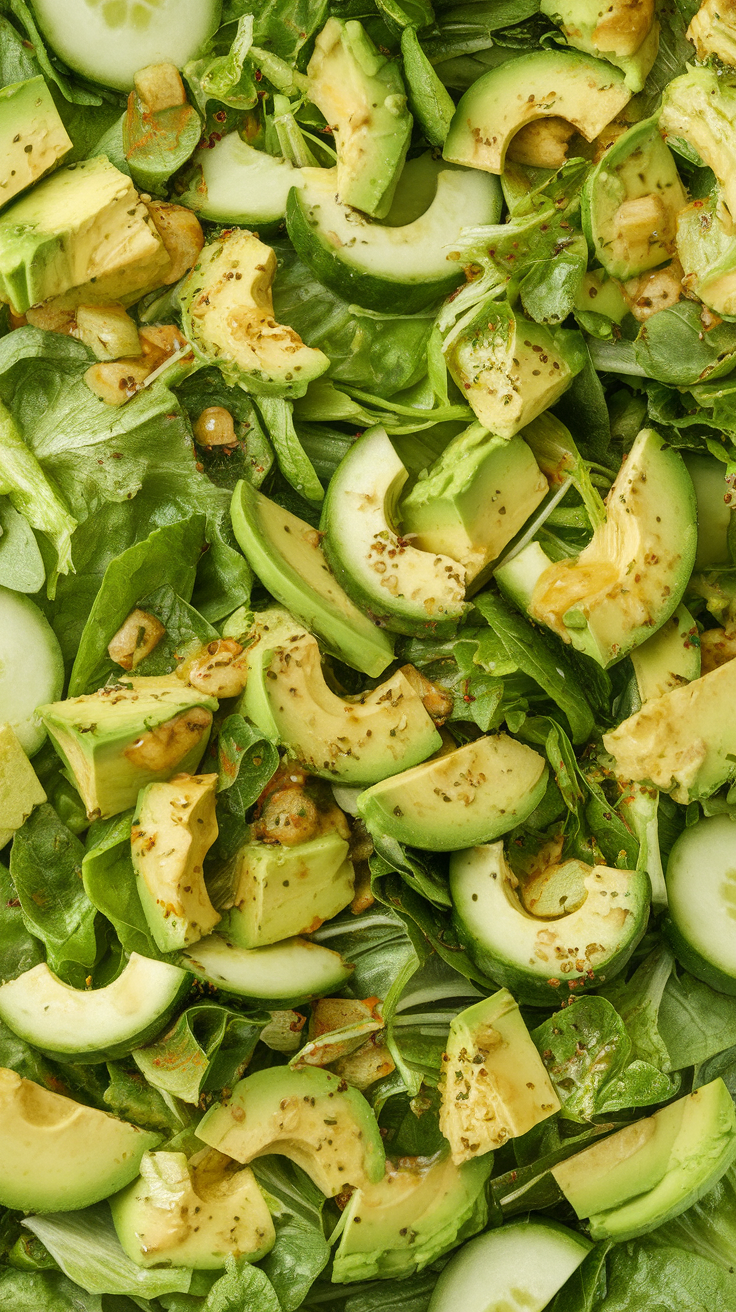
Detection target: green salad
<box><xmin>5</xmin><ymin>0</ymin><xmax>736</xmax><ymax>1308</ymax></box>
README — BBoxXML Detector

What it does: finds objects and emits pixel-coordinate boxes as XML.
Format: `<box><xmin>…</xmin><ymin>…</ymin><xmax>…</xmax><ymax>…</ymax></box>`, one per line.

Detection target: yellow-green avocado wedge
<box><xmin>0</xmin><ymin>1066</ymin><xmax>160</xmax><ymax>1212</ymax></box>
<box><xmin>553</xmin><ymin>1078</ymin><xmax>736</xmax><ymax>1241</ymax></box>
<box><xmin>0</xmin><ymin>75</ymin><xmax>71</xmax><ymax>210</ymax></box>
<box><xmin>196</xmin><ymin>1065</ymin><xmax>385</xmax><ymax>1197</ymax></box>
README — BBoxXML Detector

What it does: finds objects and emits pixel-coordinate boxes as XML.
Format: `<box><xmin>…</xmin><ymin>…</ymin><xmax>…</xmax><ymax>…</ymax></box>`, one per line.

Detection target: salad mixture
<box><xmin>6</xmin><ymin>0</ymin><xmax>736</xmax><ymax>1308</ymax></box>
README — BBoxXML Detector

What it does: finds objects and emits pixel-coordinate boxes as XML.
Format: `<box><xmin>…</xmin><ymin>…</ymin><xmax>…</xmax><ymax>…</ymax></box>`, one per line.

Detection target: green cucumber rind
<box><xmin>321</xmin><ymin>532</ymin><xmax>465</xmax><ymax>639</ymax></box>
<box><xmin>662</xmin><ymin>914</ymin><xmax>736</xmax><ymax>997</ymax></box>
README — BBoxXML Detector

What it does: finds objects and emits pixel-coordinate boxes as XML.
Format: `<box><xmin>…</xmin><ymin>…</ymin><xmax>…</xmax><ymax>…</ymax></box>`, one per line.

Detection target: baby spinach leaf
<box><xmin>599</xmin><ymin>944</ymin><xmax>675</xmax><ymax>1071</ymax></box>
<box><xmin>597</xmin><ymin>1238</ymin><xmax>736</xmax><ymax>1312</ymax></box>
<box><xmin>634</xmin><ymin>301</ymin><xmax>736</xmax><ymax>387</ymax></box>
<box><xmin>0</xmin><ymin>860</ymin><xmax>44</xmax><ymax>983</ymax></box>
<box><xmin>256</xmin><ymin>397</ymin><xmax>324</xmax><ymax>503</ymax></box>
<box><xmin>133</xmin><ymin>1004</ymin><xmax>261</xmax><ymax>1105</ymax></box>
<box><xmin>132</xmin><ymin>585</ymin><xmax>219</xmax><ymax>677</ymax></box>
<box><xmin>214</xmin><ymin>715</ymin><xmax>280</xmax><ymax>859</ymax></box>
<box><xmin>368</xmin><ymin>833</ymin><xmax>451</xmax><ymax>909</ymax></box>
<box><xmin>252</xmin><ymin>1158</ymin><xmax>330</xmax><ymax>1311</ymax></box>
<box><xmin>82</xmin><ymin>812</ymin><xmax>169</xmax><ymax>963</ymax></box>
<box><xmin>658</xmin><ymin>970</ymin><xmax>736</xmax><ymax>1070</ymax></box>
<box><xmin>548</xmin><ymin>1242</ymin><xmax>611</xmax><ymax>1312</ymax></box>
<box><xmin>103</xmin><ymin>1062</ymin><xmax>183</xmax><ymax>1134</ymax></box>
<box><xmin>649</xmin><ymin>1163</ymin><xmax>736</xmax><ymax>1273</ymax></box>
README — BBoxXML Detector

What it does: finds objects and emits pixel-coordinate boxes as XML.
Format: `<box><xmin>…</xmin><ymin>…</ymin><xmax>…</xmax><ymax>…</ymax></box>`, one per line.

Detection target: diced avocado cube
<box><xmin>0</xmin><ymin>723</ymin><xmax>46</xmax><ymax>850</ymax></box>
<box><xmin>677</xmin><ymin>191</ymin><xmax>736</xmax><ymax>318</ymax></box>
<box><xmin>439</xmin><ymin>989</ymin><xmax>560</xmax><ymax>1164</ymax></box>
<box><xmin>400</xmin><ymin>426</ymin><xmax>548</xmax><ymax>586</ymax></box>
<box><xmin>0</xmin><ymin>155</ymin><xmax>170</xmax><ymax>313</ymax></box>
<box><xmin>688</xmin><ymin>0</ymin><xmax>736</xmax><ymax>67</ymax></box>
<box><xmin>131</xmin><ymin>772</ymin><xmax>221</xmax><ymax>952</ymax></box>
<box><xmin>0</xmin><ymin>76</ymin><xmax>71</xmax><ymax>210</ymax></box>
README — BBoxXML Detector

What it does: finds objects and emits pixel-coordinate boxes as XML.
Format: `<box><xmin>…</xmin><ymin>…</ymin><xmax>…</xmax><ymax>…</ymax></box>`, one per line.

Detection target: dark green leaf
<box><xmin>0</xmin><ymin>860</ymin><xmax>44</xmax><ymax>983</ymax></box>
<box><xmin>10</xmin><ymin>805</ymin><xmax>98</xmax><ymax>983</ymax></box>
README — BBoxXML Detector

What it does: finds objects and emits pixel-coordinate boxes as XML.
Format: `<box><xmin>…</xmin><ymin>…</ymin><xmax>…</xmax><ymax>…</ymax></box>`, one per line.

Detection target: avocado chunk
<box><xmin>220</xmin><ymin>830</ymin><xmax>354</xmax><ymax>948</ymax></box>
<box><xmin>445</xmin><ymin>301</ymin><xmax>586</xmax><ymax>439</ymax></box>
<box><xmin>439</xmin><ymin>990</ymin><xmax>560</xmax><ymax>1165</ymax></box>
<box><xmin>285</xmin><ymin>158</ymin><xmax>502</xmax><ymax>314</ymax></box>
<box><xmin>428</xmin><ymin>1219</ymin><xmax>591</xmax><ymax>1312</ymax></box>
<box><xmin>450</xmin><ymin>842</ymin><xmax>650</xmax><ymax>1003</ymax></box>
<box><xmin>688</xmin><ymin>0</ymin><xmax>736</xmax><ymax>66</ymax></box>
<box><xmin>0</xmin><ymin>952</ymin><xmax>190</xmax><ymax>1063</ymax></box>
<box><xmin>496</xmin><ymin>428</ymin><xmax>697</xmax><ymax>668</ymax></box>
<box><xmin>630</xmin><ymin>603</ymin><xmax>700</xmax><ymax>705</ymax></box>
<box><xmin>197</xmin><ymin>1065</ymin><xmax>385</xmax><ymax>1196</ymax></box>
<box><xmin>660</xmin><ymin>68</ymin><xmax>736</xmax><ymax>223</ymax></box>
<box><xmin>582</xmin><ymin>117</ymin><xmax>687</xmax><ymax>281</ymax></box>
<box><xmin>332</xmin><ymin>1151</ymin><xmax>492</xmax><ymax>1282</ymax></box>
<box><xmin>180</xmin><ymin>229</ymin><xmax>328</xmax><ymax>399</ymax></box>
<box><xmin>181</xmin><ymin>933</ymin><xmax>354</xmax><ymax>1004</ymax></box>
<box><xmin>603</xmin><ymin>657</ymin><xmax>736</xmax><ymax>803</ymax></box>
<box><xmin>111</xmin><ymin>1148</ymin><xmax>275</xmax><ymax>1269</ymax></box>
<box><xmin>677</xmin><ymin>191</ymin><xmax>736</xmax><ymax>318</ymax></box>
<box><xmin>39</xmin><ymin>676</ymin><xmax>218</xmax><ymax>821</ymax></box>
<box><xmin>131</xmin><ymin>772</ymin><xmax>221</xmax><ymax>952</ymax></box>
<box><xmin>357</xmin><ymin>733</ymin><xmax>548</xmax><ymax>851</ymax></box>
<box><xmin>400</xmin><ymin>426</ymin><xmax>549</xmax><ymax>588</ymax></box>
<box><xmin>230</xmin><ymin>481</ymin><xmax>395</xmax><ymax>678</ymax></box>
<box><xmin>443</xmin><ymin>49</ymin><xmax>630</xmax><ymax>175</ymax></box>
<box><xmin>0</xmin><ymin>1066</ymin><xmax>160</xmax><ymax>1212</ymax></box>
<box><xmin>0</xmin><ymin>723</ymin><xmax>46</xmax><ymax>850</ymax></box>
<box><xmin>241</xmin><ymin>626</ymin><xmax>441</xmax><ymax>784</ymax></box>
<box><xmin>307</xmin><ymin>18</ymin><xmax>411</xmax><ymax>219</ymax></box>
<box><xmin>539</xmin><ymin>0</ymin><xmax>658</xmax><ymax>91</ymax></box>
<box><xmin>0</xmin><ymin>76</ymin><xmax>71</xmax><ymax>209</ymax></box>
<box><xmin>0</xmin><ymin>156</ymin><xmax>169</xmax><ymax>314</ymax></box>
<box><xmin>553</xmin><ymin>1079</ymin><xmax>736</xmax><ymax>1240</ymax></box>
<box><xmin>685</xmin><ymin>454</ymin><xmax>733</xmax><ymax>570</ymax></box>
<box><xmin>180</xmin><ymin>133</ymin><xmax>305</xmax><ymax>228</ymax></box>
<box><xmin>321</xmin><ymin>426</ymin><xmax>467</xmax><ymax>637</ymax></box>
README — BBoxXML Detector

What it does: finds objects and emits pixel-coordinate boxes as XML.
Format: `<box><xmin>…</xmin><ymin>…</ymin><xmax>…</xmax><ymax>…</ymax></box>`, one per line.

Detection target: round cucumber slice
<box><xmin>180</xmin><ymin>134</ymin><xmax>304</xmax><ymax>228</ymax></box>
<box><xmin>665</xmin><ymin>815</ymin><xmax>736</xmax><ymax>994</ymax></box>
<box><xmin>181</xmin><ymin>934</ymin><xmax>354</xmax><ymax>1005</ymax></box>
<box><xmin>0</xmin><ymin>954</ymin><xmax>191</xmax><ymax>1062</ymax></box>
<box><xmin>428</xmin><ymin>1218</ymin><xmax>591</xmax><ymax>1312</ymax></box>
<box><xmin>0</xmin><ymin>585</ymin><xmax>63</xmax><ymax>755</ymax></box>
<box><xmin>31</xmin><ymin>0</ymin><xmax>221</xmax><ymax>92</ymax></box>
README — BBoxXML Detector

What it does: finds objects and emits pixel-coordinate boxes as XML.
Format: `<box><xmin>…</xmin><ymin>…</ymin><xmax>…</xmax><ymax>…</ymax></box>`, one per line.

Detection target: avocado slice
<box><xmin>0</xmin><ymin>953</ymin><xmax>190</xmax><ymax>1063</ymax></box>
<box><xmin>196</xmin><ymin>1065</ymin><xmax>385</xmax><ymax>1196</ymax></box>
<box><xmin>630</xmin><ymin>603</ymin><xmax>700</xmax><ymax>705</ymax></box>
<box><xmin>230</xmin><ymin>482</ymin><xmax>395</xmax><ymax>678</ymax></box>
<box><xmin>553</xmin><ymin>1080</ymin><xmax>736</xmax><ymax>1241</ymax></box>
<box><xmin>445</xmin><ymin>301</ymin><xmax>587</xmax><ymax>440</ymax></box>
<box><xmin>582</xmin><ymin>117</ymin><xmax>687</xmax><ymax>281</ymax></box>
<box><xmin>443</xmin><ymin>49</ymin><xmax>630</xmax><ymax>175</ymax></box>
<box><xmin>660</xmin><ymin>67</ymin><xmax>736</xmax><ymax>223</ymax></box>
<box><xmin>180</xmin><ymin>229</ymin><xmax>328</xmax><ymax>400</ymax></box>
<box><xmin>321</xmin><ymin>426</ymin><xmax>467</xmax><ymax>638</ymax></box>
<box><xmin>0</xmin><ymin>156</ymin><xmax>170</xmax><ymax>313</ymax></box>
<box><xmin>439</xmin><ymin>990</ymin><xmax>560</xmax><ymax>1165</ymax></box>
<box><xmin>181</xmin><ymin>933</ymin><xmax>353</xmax><ymax>1005</ymax></box>
<box><xmin>0</xmin><ymin>76</ymin><xmax>71</xmax><ymax>210</ymax></box>
<box><xmin>285</xmin><ymin>158</ymin><xmax>502</xmax><ymax>314</ymax></box>
<box><xmin>220</xmin><ymin>830</ymin><xmax>354</xmax><ymax>948</ymax></box>
<box><xmin>450</xmin><ymin>842</ymin><xmax>650</xmax><ymax>1004</ymax></box>
<box><xmin>685</xmin><ymin>454</ymin><xmax>733</xmax><ymax>571</ymax></box>
<box><xmin>333</xmin><ymin>1150</ymin><xmax>492</xmax><ymax>1282</ymax></box>
<box><xmin>0</xmin><ymin>1066</ymin><xmax>160</xmax><ymax>1212</ymax></box>
<box><xmin>358</xmin><ymin>734</ymin><xmax>547</xmax><ymax>851</ymax></box>
<box><xmin>539</xmin><ymin>0</ymin><xmax>658</xmax><ymax>91</ymax></box>
<box><xmin>39</xmin><ymin>676</ymin><xmax>218</xmax><ymax>822</ymax></box>
<box><xmin>307</xmin><ymin>18</ymin><xmax>411</xmax><ymax>219</ymax></box>
<box><xmin>496</xmin><ymin>428</ymin><xmax>697</xmax><ymax>668</ymax></box>
<box><xmin>400</xmin><ymin>426</ymin><xmax>549</xmax><ymax>588</ymax></box>
<box><xmin>677</xmin><ymin>191</ymin><xmax>736</xmax><ymax>318</ymax></box>
<box><xmin>111</xmin><ymin>1148</ymin><xmax>275</xmax><ymax>1269</ymax></box>
<box><xmin>0</xmin><ymin>723</ymin><xmax>46</xmax><ymax>850</ymax></box>
<box><xmin>180</xmin><ymin>133</ymin><xmax>305</xmax><ymax>229</ymax></box>
<box><xmin>603</xmin><ymin>657</ymin><xmax>736</xmax><ymax>803</ymax></box>
<box><xmin>131</xmin><ymin>772</ymin><xmax>221</xmax><ymax>952</ymax></box>
<box><xmin>241</xmin><ymin>627</ymin><xmax>441</xmax><ymax>784</ymax></box>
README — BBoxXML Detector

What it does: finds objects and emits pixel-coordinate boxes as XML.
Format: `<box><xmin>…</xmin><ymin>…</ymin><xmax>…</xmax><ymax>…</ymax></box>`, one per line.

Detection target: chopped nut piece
<box><xmin>398</xmin><ymin>664</ymin><xmax>454</xmax><ymax>725</ymax></box>
<box><xmin>256</xmin><ymin>787</ymin><xmax>322</xmax><ymax>847</ymax></box>
<box><xmin>623</xmin><ymin>258</ymin><xmax>684</xmax><ymax>321</ymax></box>
<box><xmin>134</xmin><ymin>62</ymin><xmax>187</xmax><ymax>112</ymax></box>
<box><xmin>194</xmin><ymin>406</ymin><xmax>237</xmax><ymax>447</ymax></box>
<box><xmin>108</xmin><ymin>608</ymin><xmax>166</xmax><ymax>671</ymax></box>
<box><xmin>84</xmin><ymin>359</ymin><xmax>153</xmax><ymax>406</ymax></box>
<box><xmin>187</xmin><ymin>638</ymin><xmax>249</xmax><ymax>698</ymax></box>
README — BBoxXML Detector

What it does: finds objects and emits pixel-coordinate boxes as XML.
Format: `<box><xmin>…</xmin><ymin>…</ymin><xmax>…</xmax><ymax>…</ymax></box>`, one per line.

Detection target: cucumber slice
<box><xmin>0</xmin><ymin>954</ymin><xmax>190</xmax><ymax>1063</ymax></box>
<box><xmin>665</xmin><ymin>815</ymin><xmax>736</xmax><ymax>994</ymax></box>
<box><xmin>180</xmin><ymin>135</ymin><xmax>304</xmax><ymax>229</ymax></box>
<box><xmin>31</xmin><ymin>0</ymin><xmax>221</xmax><ymax>92</ymax></box>
<box><xmin>0</xmin><ymin>585</ymin><xmax>63</xmax><ymax>756</ymax></box>
<box><xmin>428</xmin><ymin>1219</ymin><xmax>591</xmax><ymax>1312</ymax></box>
<box><xmin>181</xmin><ymin>934</ymin><xmax>354</xmax><ymax>1004</ymax></box>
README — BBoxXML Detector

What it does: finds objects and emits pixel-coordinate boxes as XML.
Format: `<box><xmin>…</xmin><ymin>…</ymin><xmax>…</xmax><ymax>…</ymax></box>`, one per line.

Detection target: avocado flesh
<box><xmin>443</xmin><ymin>49</ymin><xmax>630</xmax><ymax>175</ymax></box>
<box><xmin>242</xmin><ymin>629</ymin><xmax>441</xmax><ymax>785</ymax></box>
<box><xmin>522</xmin><ymin>428</ymin><xmax>696</xmax><ymax>668</ymax></box>
<box><xmin>660</xmin><ymin>67</ymin><xmax>736</xmax><ymax>223</ymax></box>
<box><xmin>583</xmin><ymin>117</ymin><xmax>687</xmax><ymax>281</ymax></box>
<box><xmin>446</xmin><ymin>303</ymin><xmax>586</xmax><ymax>440</ymax></box>
<box><xmin>307</xmin><ymin>18</ymin><xmax>412</xmax><ymax>219</ymax></box>
<box><xmin>630</xmin><ymin>604</ymin><xmax>700</xmax><ymax>704</ymax></box>
<box><xmin>39</xmin><ymin>677</ymin><xmax>218</xmax><ymax>821</ymax></box>
<box><xmin>688</xmin><ymin>0</ymin><xmax>736</xmax><ymax>64</ymax></box>
<box><xmin>0</xmin><ymin>155</ymin><xmax>169</xmax><ymax>313</ymax></box>
<box><xmin>111</xmin><ymin>1149</ymin><xmax>275</xmax><ymax>1269</ymax></box>
<box><xmin>332</xmin><ymin>1151</ymin><xmax>492</xmax><ymax>1283</ymax></box>
<box><xmin>677</xmin><ymin>192</ymin><xmax>736</xmax><ymax>318</ymax></box>
<box><xmin>181</xmin><ymin>934</ymin><xmax>353</xmax><ymax>1003</ymax></box>
<box><xmin>685</xmin><ymin>454</ymin><xmax>733</xmax><ymax>570</ymax></box>
<box><xmin>0</xmin><ymin>1066</ymin><xmax>160</xmax><ymax>1212</ymax></box>
<box><xmin>400</xmin><ymin>428</ymin><xmax>549</xmax><ymax>586</ymax></box>
<box><xmin>0</xmin><ymin>76</ymin><xmax>71</xmax><ymax>209</ymax></box>
<box><xmin>603</xmin><ymin>657</ymin><xmax>736</xmax><ymax>803</ymax></box>
<box><xmin>181</xmin><ymin>229</ymin><xmax>328</xmax><ymax>399</ymax></box>
<box><xmin>196</xmin><ymin>1065</ymin><xmax>385</xmax><ymax>1196</ymax></box>
<box><xmin>439</xmin><ymin>990</ymin><xmax>560</xmax><ymax>1165</ymax></box>
<box><xmin>357</xmin><ymin>734</ymin><xmax>548</xmax><ymax>851</ymax></box>
<box><xmin>221</xmin><ymin>831</ymin><xmax>354</xmax><ymax>948</ymax></box>
<box><xmin>0</xmin><ymin>723</ymin><xmax>46</xmax><ymax>849</ymax></box>
<box><xmin>230</xmin><ymin>481</ymin><xmax>395</xmax><ymax>678</ymax></box>
<box><xmin>132</xmin><ymin>773</ymin><xmax>221</xmax><ymax>952</ymax></box>
<box><xmin>539</xmin><ymin>0</ymin><xmax>658</xmax><ymax>90</ymax></box>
